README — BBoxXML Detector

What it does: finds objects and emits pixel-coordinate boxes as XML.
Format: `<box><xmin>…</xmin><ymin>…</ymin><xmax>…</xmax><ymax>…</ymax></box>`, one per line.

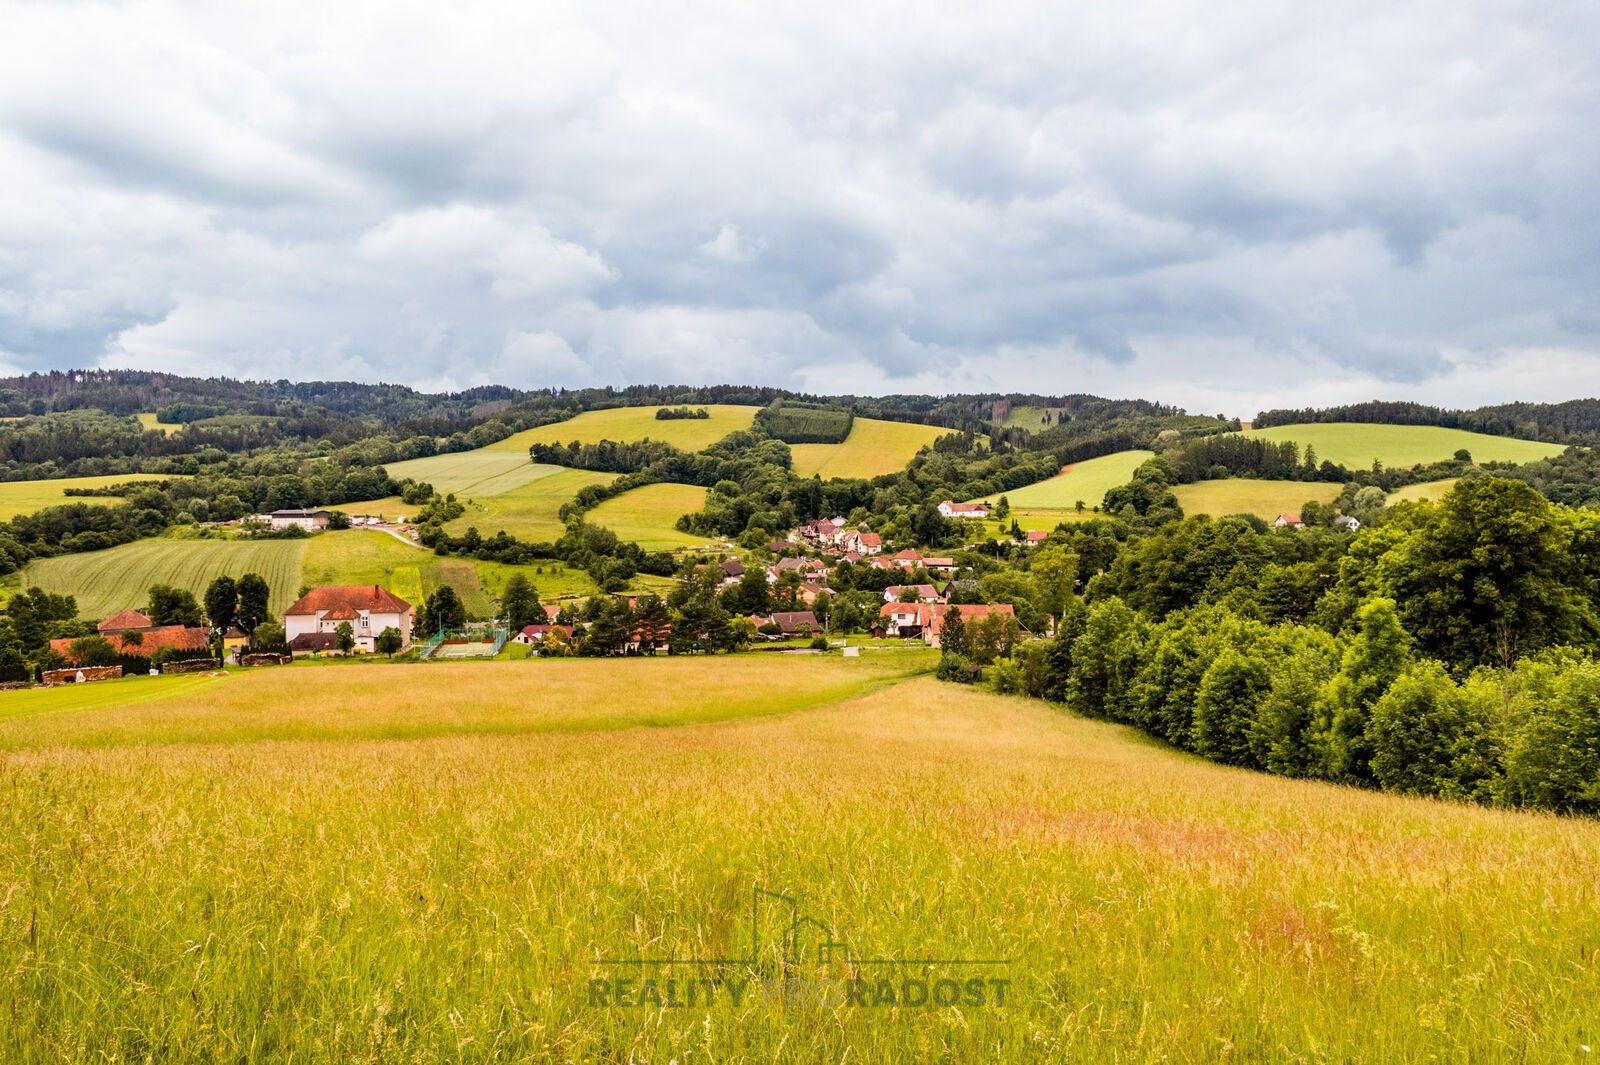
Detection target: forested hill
<box><xmin>1255</xmin><ymin>398</ymin><xmax>1600</xmax><ymax>446</ymax></box>
<box><xmin>0</xmin><ymin>370</ymin><xmax>1210</xmax><ymax>438</ymax></box>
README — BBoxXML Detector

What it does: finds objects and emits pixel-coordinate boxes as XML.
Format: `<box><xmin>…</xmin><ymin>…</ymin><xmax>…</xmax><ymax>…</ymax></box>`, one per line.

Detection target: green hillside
<box><xmin>23</xmin><ymin>536</ymin><xmax>305</xmax><ymax>619</ymax></box>
<box><xmin>586</xmin><ymin>483</ymin><xmax>716</xmax><ymax>549</ymax></box>
<box><xmin>0</xmin><ymin>473</ymin><xmax>174</xmax><ymax>521</ymax></box>
<box><xmin>1245</xmin><ymin>423</ymin><xmax>1564</xmax><ymax>468</ymax></box>
<box><xmin>1172</xmin><ymin>479</ymin><xmax>1342</xmax><ymax>520</ymax></box>
<box><xmin>789</xmin><ymin>418</ymin><xmax>951</xmax><ymax>479</ymax></box>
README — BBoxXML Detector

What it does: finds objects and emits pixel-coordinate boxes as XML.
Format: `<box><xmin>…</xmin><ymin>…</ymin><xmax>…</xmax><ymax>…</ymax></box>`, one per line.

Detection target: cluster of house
<box><xmin>50</xmin><ymin>585</ymin><xmax>417</xmax><ymax>666</ymax></box>
<box><xmin>1274</xmin><ymin>513</ymin><xmax>1361</xmax><ymax>531</ymax></box>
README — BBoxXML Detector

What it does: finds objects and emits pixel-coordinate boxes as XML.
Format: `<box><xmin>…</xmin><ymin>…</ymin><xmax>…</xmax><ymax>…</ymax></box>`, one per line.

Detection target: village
<box><xmin>28</xmin><ymin>498</ymin><xmax>1047</xmax><ymax>685</ymax></box>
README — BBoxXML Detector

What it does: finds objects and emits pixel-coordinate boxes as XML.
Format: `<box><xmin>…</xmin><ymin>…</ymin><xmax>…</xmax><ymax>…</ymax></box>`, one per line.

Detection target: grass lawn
<box><xmin>1389</xmin><ymin>477</ymin><xmax>1463</xmax><ymax>504</ymax></box>
<box><xmin>1172</xmin><ymin>478</ymin><xmax>1342</xmax><ymax>520</ymax></box>
<box><xmin>977</xmin><ymin>449</ymin><xmax>1154</xmax><ymax>514</ymax></box>
<box><xmin>790</xmin><ymin>418</ymin><xmax>951</xmax><ymax>479</ymax></box>
<box><xmin>0</xmin><ymin>660</ymin><xmax>1595</xmax><ymax>1060</ymax></box>
<box><xmin>22</xmin><ymin>535</ymin><xmax>306</xmax><ymax>618</ymax></box>
<box><xmin>0</xmin><ymin>473</ymin><xmax>174</xmax><ymax>521</ymax></box>
<box><xmin>586</xmin><ymin>482</ymin><xmax>715</xmax><ymax>550</ymax></box>
<box><xmin>443</xmin><ymin>466</ymin><xmax>618</xmax><ymax>542</ymax></box>
<box><xmin>1243</xmin><ymin>423</ymin><xmax>1565</xmax><ymax>468</ymax></box>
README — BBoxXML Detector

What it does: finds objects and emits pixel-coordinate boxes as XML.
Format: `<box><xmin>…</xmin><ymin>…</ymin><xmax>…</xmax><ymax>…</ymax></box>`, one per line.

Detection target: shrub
<box><xmin>936</xmin><ymin>654</ymin><xmax>980</xmax><ymax>684</ymax></box>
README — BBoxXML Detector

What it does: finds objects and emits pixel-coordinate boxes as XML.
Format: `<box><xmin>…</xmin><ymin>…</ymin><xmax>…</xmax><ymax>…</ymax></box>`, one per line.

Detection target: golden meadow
<box><xmin>1</xmin><ymin>655</ymin><xmax>1596</xmax><ymax>1062</ymax></box>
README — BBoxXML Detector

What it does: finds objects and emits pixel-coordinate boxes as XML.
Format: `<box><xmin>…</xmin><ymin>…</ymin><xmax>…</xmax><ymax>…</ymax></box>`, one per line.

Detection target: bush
<box><xmin>988</xmin><ymin>657</ymin><xmax>1024</xmax><ymax>695</ymax></box>
<box><xmin>936</xmin><ymin>653</ymin><xmax>980</xmax><ymax>684</ymax></box>
<box><xmin>808</xmin><ymin>635</ymin><xmax>829</xmax><ymax>651</ymax></box>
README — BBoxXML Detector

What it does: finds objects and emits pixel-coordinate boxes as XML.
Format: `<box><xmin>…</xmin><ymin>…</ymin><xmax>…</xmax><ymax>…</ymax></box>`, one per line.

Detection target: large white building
<box><xmin>262</xmin><ymin>508</ymin><xmax>331</xmax><ymax>531</ymax></box>
<box><xmin>283</xmin><ymin>585</ymin><xmax>413</xmax><ymax>653</ymax></box>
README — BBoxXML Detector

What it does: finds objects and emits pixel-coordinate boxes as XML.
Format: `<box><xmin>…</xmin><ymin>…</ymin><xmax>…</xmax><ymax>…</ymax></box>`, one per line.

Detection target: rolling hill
<box><xmin>1172</xmin><ymin>479</ymin><xmax>1342</xmax><ymax>520</ymax></box>
<box><xmin>585</xmin><ymin>483</ymin><xmax>716</xmax><ymax>550</ymax></box>
<box><xmin>789</xmin><ymin>417</ymin><xmax>952</xmax><ymax>480</ymax></box>
<box><xmin>0</xmin><ymin>473</ymin><xmax>175</xmax><ymax>521</ymax></box>
<box><xmin>23</xmin><ymin>536</ymin><xmax>306</xmax><ymax>619</ymax></box>
<box><xmin>1244</xmin><ymin>423</ymin><xmax>1565</xmax><ymax>468</ymax></box>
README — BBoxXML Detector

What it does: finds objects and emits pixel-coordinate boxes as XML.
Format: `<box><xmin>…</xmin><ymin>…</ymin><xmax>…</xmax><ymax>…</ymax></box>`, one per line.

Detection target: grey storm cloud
<box><xmin>0</xmin><ymin>0</ymin><xmax>1598</xmax><ymax>414</ymax></box>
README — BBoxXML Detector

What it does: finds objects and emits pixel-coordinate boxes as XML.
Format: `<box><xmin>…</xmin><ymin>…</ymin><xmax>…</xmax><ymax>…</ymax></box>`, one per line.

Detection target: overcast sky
<box><xmin>1</xmin><ymin>2</ymin><xmax>1596</xmax><ymax>415</ymax></box>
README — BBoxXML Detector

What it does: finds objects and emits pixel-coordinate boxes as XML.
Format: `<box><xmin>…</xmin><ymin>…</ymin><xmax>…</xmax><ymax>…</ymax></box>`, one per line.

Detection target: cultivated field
<box><xmin>378</xmin><ymin>453</ymin><xmax>569</xmax><ymax>498</ymax></box>
<box><xmin>1171</xmin><ymin>478</ymin><xmax>1342</xmax><ymax>519</ymax></box>
<box><xmin>789</xmin><ymin>418</ymin><xmax>951</xmax><ymax>480</ymax></box>
<box><xmin>974</xmin><ymin>449</ymin><xmax>1155</xmax><ymax>533</ymax></box>
<box><xmin>0</xmin><ymin>657</ymin><xmax>1595</xmax><ymax>1061</ymax></box>
<box><xmin>443</xmin><ymin>467</ymin><xmax>618</xmax><ymax>543</ymax></box>
<box><xmin>586</xmin><ymin>482</ymin><xmax>716</xmax><ymax>549</ymax></box>
<box><xmin>502</xmin><ymin>404</ymin><xmax>760</xmax><ymax>453</ymax></box>
<box><xmin>0</xmin><ymin>473</ymin><xmax>173</xmax><ymax>521</ymax></box>
<box><xmin>1389</xmin><ymin>477</ymin><xmax>1463</xmax><ymax>504</ymax></box>
<box><xmin>22</xmin><ymin>536</ymin><xmax>304</xmax><ymax>618</ymax></box>
<box><xmin>1244</xmin><ymin>423</ymin><xmax>1564</xmax><ymax>468</ymax></box>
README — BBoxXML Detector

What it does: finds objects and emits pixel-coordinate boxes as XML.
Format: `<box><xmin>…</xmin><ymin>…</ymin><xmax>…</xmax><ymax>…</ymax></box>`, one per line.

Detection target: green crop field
<box><xmin>1389</xmin><ymin>477</ymin><xmax>1463</xmax><ymax>504</ymax></box>
<box><xmin>789</xmin><ymin>417</ymin><xmax>951</xmax><ymax>479</ymax></box>
<box><xmin>0</xmin><ymin>473</ymin><xmax>174</xmax><ymax>521</ymax></box>
<box><xmin>586</xmin><ymin>482</ymin><xmax>715</xmax><ymax>550</ymax></box>
<box><xmin>379</xmin><ymin>452</ymin><xmax>569</xmax><ymax>498</ymax></box>
<box><xmin>1172</xmin><ymin>478</ymin><xmax>1342</xmax><ymax>519</ymax></box>
<box><xmin>1</xmin><ymin>656</ymin><xmax>1595</xmax><ymax>1061</ymax></box>
<box><xmin>1244</xmin><ymin>423</ymin><xmax>1565</xmax><ymax>468</ymax></box>
<box><xmin>443</xmin><ymin>467</ymin><xmax>618</xmax><ymax>542</ymax></box>
<box><xmin>22</xmin><ymin>535</ymin><xmax>305</xmax><ymax>619</ymax></box>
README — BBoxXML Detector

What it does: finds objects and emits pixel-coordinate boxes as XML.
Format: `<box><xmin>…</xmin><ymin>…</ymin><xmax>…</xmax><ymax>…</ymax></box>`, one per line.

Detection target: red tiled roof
<box><xmin>284</xmin><ymin>585</ymin><xmax>412</xmax><ymax>617</ymax></box>
<box><xmin>930</xmin><ymin>603</ymin><xmax>1015</xmax><ymax>633</ymax></box>
<box><xmin>322</xmin><ymin>606</ymin><xmax>360</xmax><ymax>621</ymax></box>
<box><xmin>52</xmin><ymin>625</ymin><xmax>211</xmax><ymax>662</ymax></box>
<box><xmin>97</xmin><ymin>609</ymin><xmax>152</xmax><ymax>633</ymax></box>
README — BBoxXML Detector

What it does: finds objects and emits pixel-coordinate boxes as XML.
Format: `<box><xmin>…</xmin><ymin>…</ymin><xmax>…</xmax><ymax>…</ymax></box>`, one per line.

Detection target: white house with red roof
<box><xmin>937</xmin><ymin>500</ymin><xmax>991</xmax><ymax>519</ymax></box>
<box><xmin>283</xmin><ymin>585</ymin><xmax>414</xmax><ymax>653</ymax></box>
<box><xmin>1274</xmin><ymin>513</ymin><xmax>1306</xmax><ymax>529</ymax></box>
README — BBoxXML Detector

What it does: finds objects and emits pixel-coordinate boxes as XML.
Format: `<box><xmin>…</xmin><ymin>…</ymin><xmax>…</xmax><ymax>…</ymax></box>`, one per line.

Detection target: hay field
<box><xmin>498</xmin><ymin>404</ymin><xmax>760</xmax><ymax>454</ymax></box>
<box><xmin>586</xmin><ymin>482</ymin><xmax>715</xmax><ymax>549</ymax></box>
<box><xmin>136</xmin><ymin>412</ymin><xmax>182</xmax><ymax>435</ymax></box>
<box><xmin>1389</xmin><ymin>477</ymin><xmax>1463</xmax><ymax>504</ymax></box>
<box><xmin>0</xmin><ymin>660</ymin><xmax>1595</xmax><ymax>1061</ymax></box>
<box><xmin>0</xmin><ymin>473</ymin><xmax>173</xmax><ymax>521</ymax></box>
<box><xmin>22</xmin><ymin>536</ymin><xmax>305</xmax><ymax>618</ymax></box>
<box><xmin>1172</xmin><ymin>478</ymin><xmax>1342</xmax><ymax>519</ymax></box>
<box><xmin>443</xmin><ymin>467</ymin><xmax>619</xmax><ymax>543</ymax></box>
<box><xmin>1244</xmin><ymin>423</ymin><xmax>1564</xmax><ymax>468</ymax></box>
<box><xmin>789</xmin><ymin>418</ymin><xmax>951</xmax><ymax>480</ymax></box>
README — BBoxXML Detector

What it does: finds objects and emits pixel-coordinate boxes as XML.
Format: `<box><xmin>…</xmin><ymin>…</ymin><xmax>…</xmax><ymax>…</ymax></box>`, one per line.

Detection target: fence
<box><xmin>41</xmin><ymin>665</ymin><xmax>122</xmax><ymax>686</ymax></box>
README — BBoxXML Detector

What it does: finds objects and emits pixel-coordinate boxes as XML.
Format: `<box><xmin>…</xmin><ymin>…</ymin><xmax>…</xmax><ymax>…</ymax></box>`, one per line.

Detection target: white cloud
<box><xmin>0</xmin><ymin>0</ymin><xmax>1596</xmax><ymax>414</ymax></box>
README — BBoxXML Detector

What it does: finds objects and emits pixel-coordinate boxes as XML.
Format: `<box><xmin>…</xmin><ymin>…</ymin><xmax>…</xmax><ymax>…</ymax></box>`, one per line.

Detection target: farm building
<box><xmin>937</xmin><ymin>500</ymin><xmax>990</xmax><ymax>519</ymax></box>
<box><xmin>97</xmin><ymin>608</ymin><xmax>153</xmax><ymax>633</ymax></box>
<box><xmin>262</xmin><ymin>508</ymin><xmax>332</xmax><ymax>531</ymax></box>
<box><xmin>50</xmin><ymin>624</ymin><xmax>211</xmax><ymax>664</ymax></box>
<box><xmin>283</xmin><ymin>585</ymin><xmax>413</xmax><ymax>653</ymax></box>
